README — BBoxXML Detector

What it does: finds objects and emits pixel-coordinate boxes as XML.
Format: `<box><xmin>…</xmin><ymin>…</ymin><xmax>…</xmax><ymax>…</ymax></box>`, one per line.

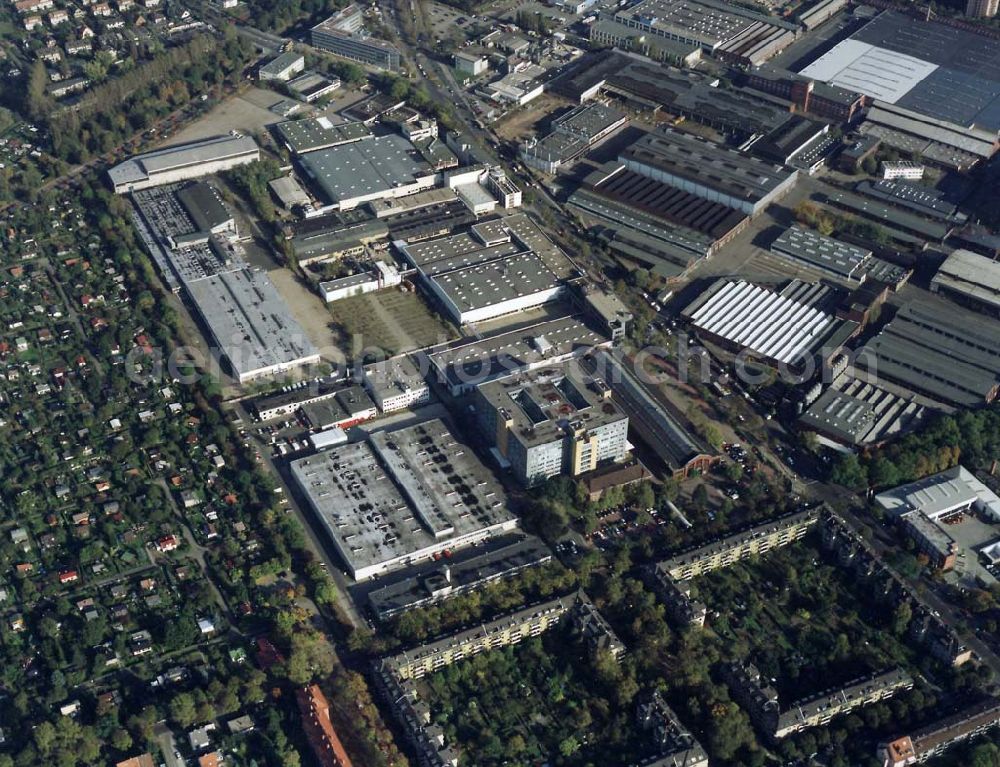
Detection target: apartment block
<box><xmin>657</xmin><ymin>509</ymin><xmax>819</xmax><ymax>581</ymax></box>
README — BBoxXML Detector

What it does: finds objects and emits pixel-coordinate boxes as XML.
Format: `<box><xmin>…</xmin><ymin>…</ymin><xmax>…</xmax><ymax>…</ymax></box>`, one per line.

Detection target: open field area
<box><xmin>160</xmin><ymin>87</ymin><xmax>289</xmax><ymax>147</ymax></box>
<box><xmin>327</xmin><ymin>288</ymin><xmax>457</xmax><ymax>357</ymax></box>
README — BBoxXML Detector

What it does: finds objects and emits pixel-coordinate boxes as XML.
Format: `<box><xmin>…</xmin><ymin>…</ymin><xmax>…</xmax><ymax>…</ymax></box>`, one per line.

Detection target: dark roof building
<box><xmin>857</xmin><ymin>300</ymin><xmax>1000</xmax><ymax>407</ymax></box>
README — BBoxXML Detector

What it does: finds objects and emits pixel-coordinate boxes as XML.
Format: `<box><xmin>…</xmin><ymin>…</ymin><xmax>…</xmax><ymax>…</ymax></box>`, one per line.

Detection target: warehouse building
<box><xmin>426</xmin><ymin>314</ymin><xmax>611</xmax><ymax>396</ymax></box>
<box><xmin>930</xmin><ymin>249</ymin><xmax>1000</xmax><ymax>317</ymax></box>
<box><xmin>682</xmin><ymin>279</ymin><xmax>847</xmax><ymax>368</ymax></box>
<box><xmin>288</xmin><ymin>72</ymin><xmax>341</xmax><ymax>103</ymax></box>
<box><xmin>589</xmin><ymin>19</ymin><xmax>702</xmax><ymax>68</ymax></box>
<box><xmin>622</xmin><ymin>129</ymin><xmax>798</xmax><ymax>217</ymax></box>
<box><xmin>521</xmin><ymin>102</ymin><xmax>628</xmax><ymax>173</ymax></box>
<box><xmin>297</xmin><ymin>134</ymin><xmax>437</xmax><ymax>210</ymax></box>
<box><xmin>608</xmin><ymin>0</ymin><xmax>797</xmax><ymax>65</ymax></box>
<box><xmin>856</xmin><ymin>300</ymin><xmax>1000</xmax><ymax>408</ymax></box>
<box><xmin>853</xmin><ymin>179</ymin><xmax>965</xmax><ymax>223</ymax></box>
<box><xmin>273</xmin><ymin>116</ymin><xmax>372</xmax><ymax>155</ymax></box>
<box><xmin>290</xmin><ymin>418</ymin><xmax>518</xmax><ymax>581</ymax></box>
<box><xmin>748</xmin><ymin>116</ymin><xmax>835</xmax><ymax>172</ymax></box>
<box><xmin>473</xmin><ymin>360</ymin><xmax>630</xmax><ymax>486</ymax></box>
<box><xmin>258</xmin><ymin>51</ymin><xmax>305</xmax><ymax>81</ymax></box>
<box><xmin>799</xmin><ymin>379</ymin><xmax>930</xmax><ymax>450</ymax></box>
<box><xmin>129</xmin><ymin>185</ymin><xmax>320</xmax><ymax>383</ymax></box>
<box><xmin>310</xmin><ymin>4</ymin><xmax>400</xmax><ymax>70</ymax></box>
<box><xmin>568</xmin><ymin>177</ymin><xmax>721</xmax><ymax>281</ymax></box>
<box><xmin>395</xmin><ymin>213</ymin><xmax>576</xmax><ymax>324</ymax></box>
<box><xmin>367</xmin><ymin>534</ymin><xmax>552</xmax><ymax>622</ymax></box>
<box><xmin>876</xmin><ymin>466</ymin><xmax>1000</xmax><ymax>574</ymax></box>
<box><xmin>798</xmin><ymin>11</ymin><xmax>1000</xmax><ymax>162</ymax></box>
<box><xmin>823</xmin><ymin>189</ymin><xmax>953</xmax><ymax>244</ymax></box>
<box><xmin>551</xmin><ymin>50</ymin><xmax>793</xmax><ymax>138</ymax></box>
<box><xmin>770</xmin><ymin>226</ymin><xmax>872</xmax><ymax>283</ymax></box>
<box><xmin>268</xmin><ymin>176</ymin><xmax>312</xmax><ymax>210</ymax></box>
<box><xmin>318</xmin><ymin>260</ymin><xmax>401</xmax><ymax>303</ymax></box>
<box><xmin>108</xmin><ymin>134</ymin><xmax>260</xmax><ymax>193</ymax></box>
<box><xmin>572</xmin><ymin>163</ymin><xmax>749</xmax><ymax>251</ymax></box>
<box><xmin>361</xmin><ymin>354</ymin><xmax>431</xmax><ymax>413</ymax></box>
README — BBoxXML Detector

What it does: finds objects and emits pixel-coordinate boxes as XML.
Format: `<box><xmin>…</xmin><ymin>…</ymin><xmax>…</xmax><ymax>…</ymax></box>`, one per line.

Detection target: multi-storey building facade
<box><xmin>474</xmin><ymin>363</ymin><xmax>629</xmax><ymax>486</ymax></box>
<box><xmin>657</xmin><ymin>509</ymin><xmax>819</xmax><ymax>581</ymax></box>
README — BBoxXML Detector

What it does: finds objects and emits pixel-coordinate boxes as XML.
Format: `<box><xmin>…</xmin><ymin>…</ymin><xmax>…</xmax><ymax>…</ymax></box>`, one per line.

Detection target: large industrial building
<box><xmin>521</xmin><ymin>102</ymin><xmax>628</xmax><ymax>173</ymax></box>
<box><xmin>608</xmin><ymin>0</ymin><xmax>797</xmax><ymax>66</ymax></box>
<box><xmin>473</xmin><ymin>361</ymin><xmax>630</xmax><ymax>486</ymax></box>
<box><xmin>297</xmin><ymin>134</ymin><xmax>437</xmax><ymax>210</ymax></box>
<box><xmin>875</xmin><ymin>466</ymin><xmax>1000</xmax><ymax>573</ymax></box>
<box><xmin>108</xmin><ymin>135</ymin><xmax>260</xmax><ymax>194</ymax></box>
<box><xmin>130</xmin><ymin>184</ymin><xmax>320</xmax><ymax>383</ymax></box>
<box><xmin>274</xmin><ymin>116</ymin><xmax>373</xmax><ymax>155</ymax></box>
<box><xmin>798</xmin><ymin>379</ymin><xmax>930</xmax><ymax>451</ymax></box>
<box><xmin>622</xmin><ymin>128</ymin><xmax>798</xmax><ymax>217</ymax></box>
<box><xmin>930</xmin><ymin>249</ymin><xmax>1000</xmax><ymax>316</ymax></box>
<box><xmin>426</xmin><ymin>314</ymin><xmax>611</xmax><ymax>397</ymax></box>
<box><xmin>394</xmin><ymin>213</ymin><xmax>576</xmax><ymax>325</ymax></box>
<box><xmin>367</xmin><ymin>534</ymin><xmax>552</xmax><ymax>622</ymax></box>
<box><xmin>770</xmin><ymin>226</ymin><xmax>872</xmax><ymax>283</ymax></box>
<box><xmin>682</xmin><ymin>279</ymin><xmax>852</xmax><ymax>369</ymax></box>
<box><xmin>857</xmin><ymin>300</ymin><xmax>1000</xmax><ymax>408</ymax></box>
<box><xmin>310</xmin><ymin>4</ymin><xmax>401</xmax><ymax>70</ymax></box>
<box><xmin>798</xmin><ymin>11</ymin><xmax>1000</xmax><ymax>164</ymax></box>
<box><xmin>552</xmin><ymin>50</ymin><xmax>794</xmax><ymax>138</ymax></box>
<box><xmin>290</xmin><ymin>418</ymin><xmax>518</xmax><ymax>581</ymax></box>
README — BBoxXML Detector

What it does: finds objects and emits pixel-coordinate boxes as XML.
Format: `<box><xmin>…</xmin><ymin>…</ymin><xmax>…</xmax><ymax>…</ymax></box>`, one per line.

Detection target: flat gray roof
<box><xmin>397</xmin><ymin>212</ymin><xmax>576</xmax><ymax>280</ymax></box>
<box><xmin>552</xmin><ymin>102</ymin><xmax>627</xmax><ymax>140</ymax></box>
<box><xmin>260</xmin><ymin>51</ymin><xmax>304</xmax><ymax>76</ymax></box>
<box><xmin>177</xmin><ymin>182</ymin><xmax>232</xmax><ymax>233</ymax></box>
<box><xmin>476</xmin><ymin>359</ymin><xmax>627</xmax><ymax>449</ymax></box>
<box><xmin>623</xmin><ymin>128</ymin><xmax>795</xmax><ymax>204</ymax></box>
<box><xmin>433</xmin><ymin>251</ymin><xmax>562</xmax><ymax>314</ymax></box>
<box><xmin>771</xmin><ymin>226</ymin><xmax>871</xmax><ymax>280</ymax></box>
<box><xmin>290</xmin><ymin>418</ymin><xmax>516</xmax><ymax>579</ymax></box>
<box><xmin>298</xmin><ymin>134</ymin><xmax>433</xmax><ymax>204</ymax></box>
<box><xmin>108</xmin><ymin>135</ymin><xmax>259</xmax><ymax>188</ymax></box>
<box><xmin>427</xmin><ymin>314</ymin><xmax>610</xmax><ymax>390</ymax></box>
<box><xmin>186</xmin><ymin>268</ymin><xmax>320</xmax><ymax>381</ymax></box>
<box><xmin>274</xmin><ymin>115</ymin><xmax>373</xmax><ymax>154</ymax></box>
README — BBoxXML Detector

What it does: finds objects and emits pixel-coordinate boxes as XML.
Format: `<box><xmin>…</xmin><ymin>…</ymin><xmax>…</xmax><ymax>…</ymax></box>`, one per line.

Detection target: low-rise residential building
<box><xmin>658</xmin><ymin>509</ymin><xmax>819</xmax><ymax>581</ymax></box>
<box><xmin>296</xmin><ymin>685</ymin><xmax>354</xmax><ymax>767</ymax></box>
<box><xmin>725</xmin><ymin>661</ymin><xmax>913</xmax><ymax>740</ymax></box>
<box><xmin>879</xmin><ymin>698</ymin><xmax>1000</xmax><ymax>766</ymax></box>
